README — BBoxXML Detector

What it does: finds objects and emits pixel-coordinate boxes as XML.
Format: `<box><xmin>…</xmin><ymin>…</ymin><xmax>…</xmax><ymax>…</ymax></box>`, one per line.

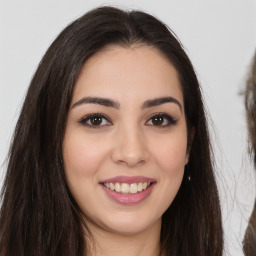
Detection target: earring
<box><xmin>59</xmin><ymin>155</ymin><xmax>63</xmax><ymax>165</ymax></box>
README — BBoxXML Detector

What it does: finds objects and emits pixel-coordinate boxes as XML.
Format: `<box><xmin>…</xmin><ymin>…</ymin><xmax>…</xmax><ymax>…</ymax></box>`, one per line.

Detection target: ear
<box><xmin>185</xmin><ymin>127</ymin><xmax>195</xmax><ymax>165</ymax></box>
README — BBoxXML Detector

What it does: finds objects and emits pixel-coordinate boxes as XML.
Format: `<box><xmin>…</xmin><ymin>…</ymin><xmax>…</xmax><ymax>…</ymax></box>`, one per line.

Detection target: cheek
<box><xmin>153</xmin><ymin>134</ymin><xmax>187</xmax><ymax>208</ymax></box>
<box><xmin>62</xmin><ymin>131</ymin><xmax>111</xmax><ymax>215</ymax></box>
<box><xmin>62</xmin><ymin>131</ymin><xmax>109</xmax><ymax>180</ymax></box>
<box><xmin>152</xmin><ymin>133</ymin><xmax>188</xmax><ymax>176</ymax></box>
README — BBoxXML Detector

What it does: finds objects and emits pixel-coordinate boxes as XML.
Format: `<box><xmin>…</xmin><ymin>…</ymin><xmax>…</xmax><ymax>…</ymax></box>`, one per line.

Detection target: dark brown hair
<box><xmin>243</xmin><ymin>52</ymin><xmax>256</xmax><ymax>256</ymax></box>
<box><xmin>0</xmin><ymin>6</ymin><xmax>223</xmax><ymax>256</ymax></box>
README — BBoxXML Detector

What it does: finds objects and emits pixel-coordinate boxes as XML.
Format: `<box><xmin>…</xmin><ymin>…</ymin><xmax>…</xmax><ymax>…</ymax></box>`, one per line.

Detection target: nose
<box><xmin>111</xmin><ymin>126</ymin><xmax>149</xmax><ymax>167</ymax></box>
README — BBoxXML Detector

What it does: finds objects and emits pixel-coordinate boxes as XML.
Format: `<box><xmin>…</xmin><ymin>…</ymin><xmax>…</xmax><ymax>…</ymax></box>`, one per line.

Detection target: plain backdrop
<box><xmin>0</xmin><ymin>0</ymin><xmax>256</xmax><ymax>255</ymax></box>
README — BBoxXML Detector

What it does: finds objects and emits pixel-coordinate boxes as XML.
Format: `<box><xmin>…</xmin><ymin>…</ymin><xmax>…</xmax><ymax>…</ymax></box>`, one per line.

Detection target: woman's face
<box><xmin>63</xmin><ymin>45</ymin><xmax>189</xmax><ymax>235</ymax></box>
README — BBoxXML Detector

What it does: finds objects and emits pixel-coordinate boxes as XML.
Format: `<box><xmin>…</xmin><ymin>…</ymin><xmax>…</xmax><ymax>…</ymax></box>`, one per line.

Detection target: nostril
<box><xmin>115</xmin><ymin>158</ymin><xmax>147</xmax><ymax>167</ymax></box>
<box><xmin>110</xmin><ymin>135</ymin><xmax>150</xmax><ymax>166</ymax></box>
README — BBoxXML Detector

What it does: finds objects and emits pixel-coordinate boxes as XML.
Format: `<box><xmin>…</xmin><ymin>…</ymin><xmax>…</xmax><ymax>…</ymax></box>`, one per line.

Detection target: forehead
<box><xmin>72</xmin><ymin>44</ymin><xmax>184</xmax><ymax>106</ymax></box>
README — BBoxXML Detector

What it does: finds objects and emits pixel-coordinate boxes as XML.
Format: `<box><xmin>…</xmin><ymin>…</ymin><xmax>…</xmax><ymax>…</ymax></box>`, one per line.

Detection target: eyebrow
<box><xmin>72</xmin><ymin>97</ymin><xmax>120</xmax><ymax>109</ymax></box>
<box><xmin>71</xmin><ymin>96</ymin><xmax>182</xmax><ymax>111</ymax></box>
<box><xmin>142</xmin><ymin>97</ymin><xmax>182</xmax><ymax>111</ymax></box>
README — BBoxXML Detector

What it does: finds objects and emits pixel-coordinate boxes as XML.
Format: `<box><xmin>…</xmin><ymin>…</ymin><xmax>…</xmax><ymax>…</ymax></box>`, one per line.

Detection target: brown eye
<box><xmin>152</xmin><ymin>116</ymin><xmax>164</xmax><ymax>126</ymax></box>
<box><xmin>90</xmin><ymin>116</ymin><xmax>103</xmax><ymax>126</ymax></box>
<box><xmin>146</xmin><ymin>113</ymin><xmax>177</xmax><ymax>127</ymax></box>
<box><xmin>79</xmin><ymin>114</ymin><xmax>112</xmax><ymax>128</ymax></box>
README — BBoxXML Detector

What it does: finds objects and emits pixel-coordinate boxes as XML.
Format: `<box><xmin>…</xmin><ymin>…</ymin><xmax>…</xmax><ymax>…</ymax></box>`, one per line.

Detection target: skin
<box><xmin>63</xmin><ymin>45</ymin><xmax>189</xmax><ymax>256</ymax></box>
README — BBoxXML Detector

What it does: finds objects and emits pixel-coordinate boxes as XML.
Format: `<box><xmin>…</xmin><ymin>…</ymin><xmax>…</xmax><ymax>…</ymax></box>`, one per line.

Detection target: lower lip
<box><xmin>101</xmin><ymin>184</ymin><xmax>155</xmax><ymax>205</ymax></box>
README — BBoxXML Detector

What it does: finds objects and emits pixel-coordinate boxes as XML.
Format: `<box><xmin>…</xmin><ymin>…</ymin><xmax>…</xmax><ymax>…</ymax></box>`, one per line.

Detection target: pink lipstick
<box><xmin>100</xmin><ymin>176</ymin><xmax>156</xmax><ymax>205</ymax></box>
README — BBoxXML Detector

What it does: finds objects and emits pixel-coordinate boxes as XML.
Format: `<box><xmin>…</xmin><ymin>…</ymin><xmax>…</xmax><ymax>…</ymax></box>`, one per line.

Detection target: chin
<box><xmin>95</xmin><ymin>212</ymin><xmax>162</xmax><ymax>235</ymax></box>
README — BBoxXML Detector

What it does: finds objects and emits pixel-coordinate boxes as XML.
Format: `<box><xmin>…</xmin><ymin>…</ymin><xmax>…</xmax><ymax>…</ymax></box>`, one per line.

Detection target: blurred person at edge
<box><xmin>244</xmin><ymin>52</ymin><xmax>256</xmax><ymax>256</ymax></box>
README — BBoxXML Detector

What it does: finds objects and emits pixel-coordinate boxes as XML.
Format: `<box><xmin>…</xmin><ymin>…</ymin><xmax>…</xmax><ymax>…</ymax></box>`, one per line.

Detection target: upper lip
<box><xmin>100</xmin><ymin>176</ymin><xmax>156</xmax><ymax>184</ymax></box>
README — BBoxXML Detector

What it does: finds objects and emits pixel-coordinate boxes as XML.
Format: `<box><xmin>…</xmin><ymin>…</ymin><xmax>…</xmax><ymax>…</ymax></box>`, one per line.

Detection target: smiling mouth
<box><xmin>102</xmin><ymin>182</ymin><xmax>152</xmax><ymax>194</ymax></box>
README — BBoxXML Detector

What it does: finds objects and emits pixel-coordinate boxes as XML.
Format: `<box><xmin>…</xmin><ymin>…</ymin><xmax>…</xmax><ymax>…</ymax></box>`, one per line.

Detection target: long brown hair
<box><xmin>243</xmin><ymin>52</ymin><xmax>256</xmax><ymax>256</ymax></box>
<box><xmin>0</xmin><ymin>6</ymin><xmax>223</xmax><ymax>256</ymax></box>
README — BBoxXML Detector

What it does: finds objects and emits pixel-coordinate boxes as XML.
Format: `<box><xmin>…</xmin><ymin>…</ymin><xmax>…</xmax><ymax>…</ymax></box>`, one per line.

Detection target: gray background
<box><xmin>0</xmin><ymin>0</ymin><xmax>256</xmax><ymax>255</ymax></box>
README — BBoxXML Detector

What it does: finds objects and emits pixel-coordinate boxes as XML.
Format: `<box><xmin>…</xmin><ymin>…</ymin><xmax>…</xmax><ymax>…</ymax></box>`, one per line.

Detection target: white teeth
<box><xmin>142</xmin><ymin>182</ymin><xmax>148</xmax><ymax>190</ymax></box>
<box><xmin>109</xmin><ymin>183</ymin><xmax>115</xmax><ymax>190</ymax></box>
<box><xmin>121</xmin><ymin>183</ymin><xmax>130</xmax><ymax>194</ymax></box>
<box><xmin>115</xmin><ymin>183</ymin><xmax>121</xmax><ymax>192</ymax></box>
<box><xmin>130</xmin><ymin>183</ymin><xmax>138</xmax><ymax>194</ymax></box>
<box><xmin>103</xmin><ymin>182</ymin><xmax>151</xmax><ymax>194</ymax></box>
<box><xmin>137</xmin><ymin>182</ymin><xmax>143</xmax><ymax>192</ymax></box>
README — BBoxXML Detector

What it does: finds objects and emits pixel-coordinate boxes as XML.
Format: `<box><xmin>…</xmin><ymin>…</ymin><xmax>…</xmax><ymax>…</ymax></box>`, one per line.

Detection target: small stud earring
<box><xmin>59</xmin><ymin>155</ymin><xmax>63</xmax><ymax>165</ymax></box>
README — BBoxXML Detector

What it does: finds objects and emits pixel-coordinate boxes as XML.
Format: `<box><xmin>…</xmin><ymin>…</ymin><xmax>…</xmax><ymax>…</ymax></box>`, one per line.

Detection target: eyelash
<box><xmin>79</xmin><ymin>113</ymin><xmax>177</xmax><ymax>128</ymax></box>
<box><xmin>79</xmin><ymin>113</ymin><xmax>112</xmax><ymax>128</ymax></box>
<box><xmin>145</xmin><ymin>113</ymin><xmax>177</xmax><ymax>127</ymax></box>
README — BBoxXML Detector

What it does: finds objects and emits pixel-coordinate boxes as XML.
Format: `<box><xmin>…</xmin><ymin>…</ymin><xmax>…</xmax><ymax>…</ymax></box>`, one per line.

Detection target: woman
<box><xmin>0</xmin><ymin>6</ymin><xmax>223</xmax><ymax>256</ymax></box>
<box><xmin>243</xmin><ymin>52</ymin><xmax>256</xmax><ymax>256</ymax></box>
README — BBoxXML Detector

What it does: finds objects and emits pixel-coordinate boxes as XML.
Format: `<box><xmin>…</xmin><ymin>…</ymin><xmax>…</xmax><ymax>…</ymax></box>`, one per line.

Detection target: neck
<box><xmin>85</xmin><ymin>219</ymin><xmax>162</xmax><ymax>256</ymax></box>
